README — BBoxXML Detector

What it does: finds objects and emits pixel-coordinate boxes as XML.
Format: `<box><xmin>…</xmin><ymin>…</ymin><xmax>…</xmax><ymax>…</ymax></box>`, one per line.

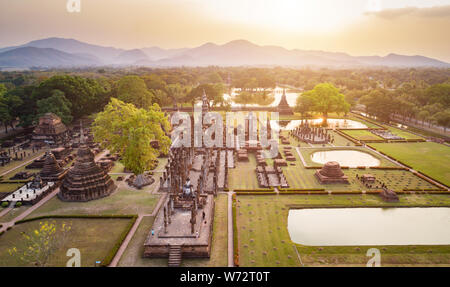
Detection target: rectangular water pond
<box><xmin>288</xmin><ymin>207</ymin><xmax>450</xmax><ymax>246</ymax></box>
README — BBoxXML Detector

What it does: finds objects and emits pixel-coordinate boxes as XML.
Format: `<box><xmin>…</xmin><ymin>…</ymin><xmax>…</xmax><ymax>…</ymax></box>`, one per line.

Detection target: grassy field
<box><xmin>0</xmin><ymin>217</ymin><xmax>132</xmax><ymax>267</ymax></box>
<box><xmin>228</xmin><ymin>154</ymin><xmax>260</xmax><ymax>190</ymax></box>
<box><xmin>24</xmin><ymin>187</ymin><xmax>160</xmax><ymax>218</ymax></box>
<box><xmin>0</xmin><ymin>149</ymin><xmax>45</xmax><ymax>176</ymax></box>
<box><xmin>371</xmin><ymin>142</ymin><xmax>450</xmax><ymax>186</ymax></box>
<box><xmin>342</xmin><ymin>130</ymin><xmax>384</xmax><ymax>141</ymax></box>
<box><xmin>282</xmin><ymin>167</ymin><xmax>438</xmax><ymax>191</ymax></box>
<box><xmin>118</xmin><ymin>193</ymin><xmax>228</xmax><ymax>267</ymax></box>
<box><xmin>235</xmin><ymin>194</ymin><xmax>450</xmax><ymax>267</ymax></box>
<box><xmin>384</xmin><ymin>126</ymin><xmax>425</xmax><ymax>140</ymax></box>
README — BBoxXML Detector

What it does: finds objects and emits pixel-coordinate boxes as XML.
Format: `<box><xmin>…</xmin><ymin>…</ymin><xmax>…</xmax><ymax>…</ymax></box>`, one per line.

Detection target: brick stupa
<box><xmin>315</xmin><ymin>161</ymin><xmax>349</xmax><ymax>184</ymax></box>
<box><xmin>277</xmin><ymin>89</ymin><xmax>293</xmax><ymax>115</ymax></box>
<box><xmin>40</xmin><ymin>151</ymin><xmax>68</xmax><ymax>182</ymax></box>
<box><xmin>58</xmin><ymin>129</ymin><xmax>115</xmax><ymax>202</ymax></box>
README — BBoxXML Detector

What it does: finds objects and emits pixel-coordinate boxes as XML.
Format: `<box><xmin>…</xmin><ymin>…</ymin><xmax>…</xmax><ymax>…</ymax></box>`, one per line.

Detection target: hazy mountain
<box><xmin>0</xmin><ymin>37</ymin><xmax>448</xmax><ymax>69</ymax></box>
<box><xmin>0</xmin><ymin>47</ymin><xmax>101</xmax><ymax>68</ymax></box>
<box><xmin>115</xmin><ymin>49</ymin><xmax>149</xmax><ymax>64</ymax></box>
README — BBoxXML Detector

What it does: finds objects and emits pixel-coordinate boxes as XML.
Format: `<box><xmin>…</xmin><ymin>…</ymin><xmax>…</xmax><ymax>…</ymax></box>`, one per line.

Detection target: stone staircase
<box><xmin>168</xmin><ymin>245</ymin><xmax>182</xmax><ymax>267</ymax></box>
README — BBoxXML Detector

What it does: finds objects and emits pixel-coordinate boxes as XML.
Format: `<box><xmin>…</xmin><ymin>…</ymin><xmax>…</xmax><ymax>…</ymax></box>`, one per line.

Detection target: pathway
<box><xmin>108</xmin><ymin>192</ymin><xmax>167</xmax><ymax>267</ymax></box>
<box><xmin>0</xmin><ymin>187</ymin><xmax>60</xmax><ymax>233</ymax></box>
<box><xmin>0</xmin><ymin>152</ymin><xmax>44</xmax><ymax>177</ymax></box>
<box><xmin>227</xmin><ymin>191</ymin><xmax>234</xmax><ymax>267</ymax></box>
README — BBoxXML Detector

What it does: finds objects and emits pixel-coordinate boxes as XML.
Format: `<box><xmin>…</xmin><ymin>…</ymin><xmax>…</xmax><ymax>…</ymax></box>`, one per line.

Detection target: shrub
<box><xmin>15</xmin><ymin>202</ymin><xmax>22</xmax><ymax>208</ymax></box>
<box><xmin>1</xmin><ymin>202</ymin><xmax>9</xmax><ymax>208</ymax></box>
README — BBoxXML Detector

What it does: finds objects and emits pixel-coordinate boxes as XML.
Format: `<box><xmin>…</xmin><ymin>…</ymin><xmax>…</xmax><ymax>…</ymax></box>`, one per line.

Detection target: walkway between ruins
<box><xmin>0</xmin><ymin>152</ymin><xmax>44</xmax><ymax>177</ymax></box>
<box><xmin>108</xmin><ymin>193</ymin><xmax>168</xmax><ymax>267</ymax></box>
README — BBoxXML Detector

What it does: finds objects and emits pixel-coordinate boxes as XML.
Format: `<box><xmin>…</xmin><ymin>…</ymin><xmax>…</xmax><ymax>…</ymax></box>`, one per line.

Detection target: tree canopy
<box><xmin>296</xmin><ymin>83</ymin><xmax>350</xmax><ymax>119</ymax></box>
<box><xmin>116</xmin><ymin>75</ymin><xmax>154</xmax><ymax>109</ymax></box>
<box><xmin>36</xmin><ymin>89</ymin><xmax>73</xmax><ymax>124</ymax></box>
<box><xmin>92</xmin><ymin>98</ymin><xmax>171</xmax><ymax>175</ymax></box>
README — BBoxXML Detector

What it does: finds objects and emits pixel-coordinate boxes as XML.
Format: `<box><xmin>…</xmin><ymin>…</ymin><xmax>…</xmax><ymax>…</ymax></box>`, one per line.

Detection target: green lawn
<box><xmin>235</xmin><ymin>194</ymin><xmax>450</xmax><ymax>267</ymax></box>
<box><xmin>118</xmin><ymin>193</ymin><xmax>228</xmax><ymax>267</ymax></box>
<box><xmin>0</xmin><ymin>217</ymin><xmax>132</xmax><ymax>267</ymax></box>
<box><xmin>25</xmin><ymin>187</ymin><xmax>160</xmax><ymax>218</ymax></box>
<box><xmin>384</xmin><ymin>126</ymin><xmax>425</xmax><ymax>140</ymax></box>
<box><xmin>228</xmin><ymin>154</ymin><xmax>260</xmax><ymax>190</ymax></box>
<box><xmin>342</xmin><ymin>130</ymin><xmax>384</xmax><ymax>141</ymax></box>
<box><xmin>0</xmin><ymin>149</ymin><xmax>45</xmax><ymax>175</ymax></box>
<box><xmin>371</xmin><ymin>142</ymin><xmax>450</xmax><ymax>186</ymax></box>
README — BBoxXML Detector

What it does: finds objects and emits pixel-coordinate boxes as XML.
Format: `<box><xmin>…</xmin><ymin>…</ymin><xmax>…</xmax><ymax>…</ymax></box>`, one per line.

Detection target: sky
<box><xmin>0</xmin><ymin>0</ymin><xmax>450</xmax><ymax>61</ymax></box>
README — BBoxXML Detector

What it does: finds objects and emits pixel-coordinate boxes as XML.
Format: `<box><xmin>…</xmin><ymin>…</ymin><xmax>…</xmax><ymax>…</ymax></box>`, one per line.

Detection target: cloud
<box><xmin>365</xmin><ymin>5</ymin><xmax>450</xmax><ymax>19</ymax></box>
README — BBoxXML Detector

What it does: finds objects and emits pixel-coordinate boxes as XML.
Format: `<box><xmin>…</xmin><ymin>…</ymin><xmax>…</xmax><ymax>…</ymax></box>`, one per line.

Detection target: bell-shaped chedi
<box><xmin>40</xmin><ymin>151</ymin><xmax>68</xmax><ymax>182</ymax></box>
<box><xmin>277</xmin><ymin>89</ymin><xmax>293</xmax><ymax>115</ymax></box>
<box><xmin>315</xmin><ymin>161</ymin><xmax>349</xmax><ymax>184</ymax></box>
<box><xmin>58</xmin><ymin>143</ymin><xmax>116</xmax><ymax>202</ymax></box>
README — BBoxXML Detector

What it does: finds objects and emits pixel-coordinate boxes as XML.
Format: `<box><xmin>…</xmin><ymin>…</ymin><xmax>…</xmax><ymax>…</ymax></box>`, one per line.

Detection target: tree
<box><xmin>295</xmin><ymin>94</ymin><xmax>314</xmax><ymax>117</ymax></box>
<box><xmin>301</xmin><ymin>83</ymin><xmax>349</xmax><ymax>120</ymax></box>
<box><xmin>36</xmin><ymin>90</ymin><xmax>73</xmax><ymax>124</ymax></box>
<box><xmin>8</xmin><ymin>221</ymin><xmax>71</xmax><ymax>267</ymax></box>
<box><xmin>186</xmin><ymin>84</ymin><xmax>224</xmax><ymax>108</ymax></box>
<box><xmin>116</xmin><ymin>75</ymin><xmax>153</xmax><ymax>109</ymax></box>
<box><xmin>434</xmin><ymin>110</ymin><xmax>450</xmax><ymax>132</ymax></box>
<box><xmin>92</xmin><ymin>98</ymin><xmax>171</xmax><ymax>175</ymax></box>
<box><xmin>32</xmin><ymin>75</ymin><xmax>107</xmax><ymax>118</ymax></box>
<box><xmin>166</xmin><ymin>83</ymin><xmax>188</xmax><ymax>108</ymax></box>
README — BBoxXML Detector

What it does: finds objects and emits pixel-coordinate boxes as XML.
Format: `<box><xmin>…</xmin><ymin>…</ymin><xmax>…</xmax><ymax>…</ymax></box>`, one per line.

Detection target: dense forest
<box><xmin>0</xmin><ymin>66</ymin><xmax>449</xmax><ymax>132</ymax></box>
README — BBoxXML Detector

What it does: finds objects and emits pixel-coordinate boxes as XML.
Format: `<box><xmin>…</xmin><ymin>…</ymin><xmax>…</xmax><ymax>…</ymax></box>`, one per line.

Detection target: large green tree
<box><xmin>32</xmin><ymin>75</ymin><xmax>107</xmax><ymax>118</ymax></box>
<box><xmin>36</xmin><ymin>90</ymin><xmax>73</xmax><ymax>124</ymax></box>
<box><xmin>92</xmin><ymin>98</ymin><xmax>171</xmax><ymax>175</ymax></box>
<box><xmin>116</xmin><ymin>75</ymin><xmax>154</xmax><ymax>109</ymax></box>
<box><xmin>299</xmin><ymin>83</ymin><xmax>349</xmax><ymax>119</ymax></box>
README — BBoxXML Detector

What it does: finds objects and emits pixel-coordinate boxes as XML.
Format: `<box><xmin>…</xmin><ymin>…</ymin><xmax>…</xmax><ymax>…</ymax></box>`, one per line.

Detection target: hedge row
<box><xmin>235</xmin><ymin>192</ymin><xmax>275</xmax><ymax>196</ymax></box>
<box><xmin>15</xmin><ymin>214</ymin><xmax>137</xmax><ymax>225</ymax></box>
<box><xmin>412</xmin><ymin>171</ymin><xmax>449</xmax><ymax>189</ymax></box>
<box><xmin>369</xmin><ymin>166</ymin><xmax>408</xmax><ymax>170</ymax></box>
<box><xmin>101</xmin><ymin>215</ymin><xmax>138</xmax><ymax>267</ymax></box>
<box><xmin>278</xmin><ymin>188</ymin><xmax>325</xmax><ymax>192</ymax></box>
<box><xmin>233</xmin><ymin>188</ymin><xmax>274</xmax><ymax>192</ymax></box>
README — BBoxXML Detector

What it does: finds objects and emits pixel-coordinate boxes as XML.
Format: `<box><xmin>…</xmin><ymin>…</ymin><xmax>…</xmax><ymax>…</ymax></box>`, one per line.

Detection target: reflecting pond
<box><xmin>223</xmin><ymin>86</ymin><xmax>299</xmax><ymax>107</ymax></box>
<box><xmin>288</xmin><ymin>208</ymin><xmax>450</xmax><ymax>246</ymax></box>
<box><xmin>270</xmin><ymin>119</ymin><xmax>368</xmax><ymax>131</ymax></box>
<box><xmin>311</xmin><ymin>150</ymin><xmax>380</xmax><ymax>167</ymax></box>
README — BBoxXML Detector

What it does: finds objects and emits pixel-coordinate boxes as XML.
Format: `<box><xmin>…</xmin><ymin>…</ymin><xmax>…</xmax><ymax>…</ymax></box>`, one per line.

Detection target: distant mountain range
<box><xmin>0</xmin><ymin>37</ymin><xmax>448</xmax><ymax>69</ymax></box>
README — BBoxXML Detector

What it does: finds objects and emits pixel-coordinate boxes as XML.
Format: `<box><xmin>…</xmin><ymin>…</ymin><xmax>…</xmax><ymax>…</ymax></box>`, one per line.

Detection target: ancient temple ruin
<box><xmin>32</xmin><ymin>113</ymin><xmax>69</xmax><ymax>146</ymax></box>
<box><xmin>276</xmin><ymin>89</ymin><xmax>293</xmax><ymax>115</ymax></box>
<box><xmin>40</xmin><ymin>151</ymin><xmax>68</xmax><ymax>182</ymax></box>
<box><xmin>58</xmin><ymin>131</ymin><xmax>115</xmax><ymax>202</ymax></box>
<box><xmin>144</xmin><ymin>91</ymin><xmax>230</xmax><ymax>266</ymax></box>
<box><xmin>315</xmin><ymin>161</ymin><xmax>349</xmax><ymax>184</ymax></box>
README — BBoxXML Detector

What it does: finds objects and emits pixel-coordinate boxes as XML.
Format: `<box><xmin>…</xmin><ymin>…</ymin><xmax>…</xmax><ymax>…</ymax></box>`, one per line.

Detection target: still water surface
<box><xmin>311</xmin><ymin>150</ymin><xmax>380</xmax><ymax>167</ymax></box>
<box><xmin>288</xmin><ymin>208</ymin><xmax>450</xmax><ymax>246</ymax></box>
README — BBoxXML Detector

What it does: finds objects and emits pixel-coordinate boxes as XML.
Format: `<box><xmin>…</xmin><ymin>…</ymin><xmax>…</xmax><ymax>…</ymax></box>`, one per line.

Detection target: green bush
<box><xmin>1</xmin><ymin>201</ymin><xmax>9</xmax><ymax>208</ymax></box>
<box><xmin>15</xmin><ymin>202</ymin><xmax>22</xmax><ymax>208</ymax></box>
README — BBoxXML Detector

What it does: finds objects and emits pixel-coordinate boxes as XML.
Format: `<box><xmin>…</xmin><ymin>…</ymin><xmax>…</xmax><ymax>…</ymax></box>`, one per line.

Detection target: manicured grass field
<box><xmin>0</xmin><ymin>183</ymin><xmax>23</xmax><ymax>193</ymax></box>
<box><xmin>25</xmin><ymin>187</ymin><xmax>160</xmax><ymax>218</ymax></box>
<box><xmin>228</xmin><ymin>154</ymin><xmax>260</xmax><ymax>190</ymax></box>
<box><xmin>0</xmin><ymin>217</ymin><xmax>132</xmax><ymax>267</ymax></box>
<box><xmin>384</xmin><ymin>126</ymin><xmax>424</xmax><ymax>140</ymax></box>
<box><xmin>0</xmin><ymin>149</ymin><xmax>45</xmax><ymax>175</ymax></box>
<box><xmin>118</xmin><ymin>193</ymin><xmax>228</xmax><ymax>267</ymax></box>
<box><xmin>235</xmin><ymin>194</ymin><xmax>450</xmax><ymax>267</ymax></box>
<box><xmin>371</xmin><ymin>142</ymin><xmax>450</xmax><ymax>186</ymax></box>
<box><xmin>282</xmin><ymin>167</ymin><xmax>438</xmax><ymax>191</ymax></box>
<box><xmin>342</xmin><ymin>130</ymin><xmax>384</xmax><ymax>141</ymax></box>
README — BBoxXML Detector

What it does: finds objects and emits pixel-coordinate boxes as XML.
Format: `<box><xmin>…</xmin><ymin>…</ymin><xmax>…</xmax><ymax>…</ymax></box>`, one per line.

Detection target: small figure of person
<box><xmin>151</xmin><ymin>229</ymin><xmax>155</xmax><ymax>236</ymax></box>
